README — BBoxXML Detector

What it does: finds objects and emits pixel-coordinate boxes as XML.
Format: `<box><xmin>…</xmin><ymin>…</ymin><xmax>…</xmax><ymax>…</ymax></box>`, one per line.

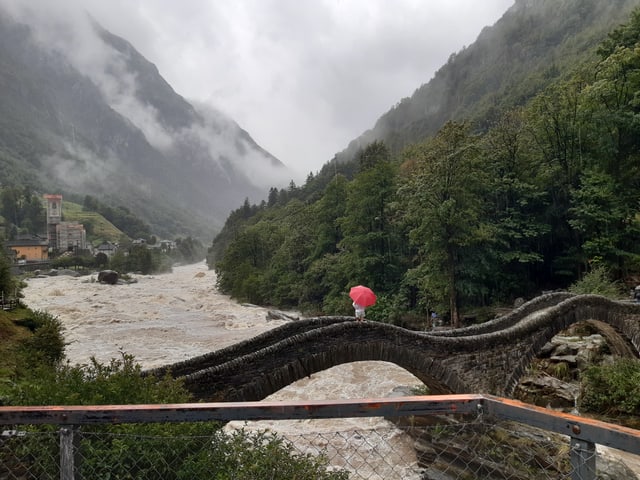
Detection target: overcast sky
<box><xmin>5</xmin><ymin>0</ymin><xmax>515</xmax><ymax>181</ymax></box>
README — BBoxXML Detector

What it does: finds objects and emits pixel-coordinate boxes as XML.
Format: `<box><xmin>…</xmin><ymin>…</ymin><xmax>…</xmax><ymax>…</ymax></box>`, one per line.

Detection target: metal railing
<box><xmin>1</xmin><ymin>394</ymin><xmax>639</xmax><ymax>479</ymax></box>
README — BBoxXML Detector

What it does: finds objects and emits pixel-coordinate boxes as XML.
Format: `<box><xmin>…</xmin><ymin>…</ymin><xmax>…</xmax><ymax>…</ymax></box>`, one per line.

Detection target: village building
<box><xmin>1</xmin><ymin>193</ymin><xmax>87</xmax><ymax>262</ymax></box>
<box><xmin>55</xmin><ymin>221</ymin><xmax>87</xmax><ymax>253</ymax></box>
<box><xmin>43</xmin><ymin>194</ymin><xmax>62</xmax><ymax>251</ymax></box>
<box><xmin>95</xmin><ymin>241</ymin><xmax>118</xmax><ymax>258</ymax></box>
<box><xmin>158</xmin><ymin>239</ymin><xmax>176</xmax><ymax>252</ymax></box>
<box><xmin>43</xmin><ymin>194</ymin><xmax>87</xmax><ymax>253</ymax></box>
<box><xmin>5</xmin><ymin>234</ymin><xmax>49</xmax><ymax>262</ymax></box>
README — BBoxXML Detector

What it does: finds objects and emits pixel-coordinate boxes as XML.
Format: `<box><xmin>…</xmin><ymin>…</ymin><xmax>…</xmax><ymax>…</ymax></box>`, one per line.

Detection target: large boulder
<box><xmin>97</xmin><ymin>270</ymin><xmax>119</xmax><ymax>285</ymax></box>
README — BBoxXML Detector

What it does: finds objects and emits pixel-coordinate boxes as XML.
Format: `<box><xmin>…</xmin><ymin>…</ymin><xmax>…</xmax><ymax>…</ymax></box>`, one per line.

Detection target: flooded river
<box><xmin>22</xmin><ymin>261</ymin><xmax>424</xmax><ymax>478</ymax></box>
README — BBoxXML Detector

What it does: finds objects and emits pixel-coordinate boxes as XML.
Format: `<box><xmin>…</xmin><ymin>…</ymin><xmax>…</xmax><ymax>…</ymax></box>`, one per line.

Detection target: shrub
<box><xmin>2</xmin><ymin>350</ymin><xmax>348</xmax><ymax>479</ymax></box>
<box><xmin>550</xmin><ymin>361</ymin><xmax>571</xmax><ymax>381</ymax></box>
<box><xmin>16</xmin><ymin>310</ymin><xmax>66</xmax><ymax>369</ymax></box>
<box><xmin>580</xmin><ymin>358</ymin><xmax>640</xmax><ymax>415</ymax></box>
<box><xmin>568</xmin><ymin>265</ymin><xmax>622</xmax><ymax>298</ymax></box>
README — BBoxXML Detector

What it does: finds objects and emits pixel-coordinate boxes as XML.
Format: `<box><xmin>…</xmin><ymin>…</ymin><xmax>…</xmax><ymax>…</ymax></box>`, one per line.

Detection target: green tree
<box><xmin>174</xmin><ymin>236</ymin><xmax>205</xmax><ymax>263</ymax></box>
<box><xmin>302</xmin><ymin>252</ymin><xmax>352</xmax><ymax>315</ymax></box>
<box><xmin>267</xmin><ymin>187</ymin><xmax>279</xmax><ymax>207</ymax></box>
<box><xmin>207</xmin><ymin>201</ymin><xmax>263</xmax><ymax>267</ymax></box>
<box><xmin>0</xmin><ymin>250</ymin><xmax>16</xmax><ymax>298</ymax></box>
<box><xmin>0</xmin><ymin>186</ymin><xmax>46</xmax><ymax>234</ymax></box>
<box><xmin>109</xmin><ymin>246</ymin><xmax>171</xmax><ymax>275</ymax></box>
<box><xmin>525</xmin><ymin>76</ymin><xmax>589</xmax><ymax>283</ymax></box>
<box><xmin>569</xmin><ymin>168</ymin><xmax>640</xmax><ymax>274</ymax></box>
<box><xmin>95</xmin><ymin>252</ymin><xmax>109</xmax><ymax>268</ymax></box>
<box><xmin>298</xmin><ymin>176</ymin><xmax>349</xmax><ymax>313</ymax></box>
<box><xmin>563</xmin><ymin>14</ymin><xmax>640</xmax><ymax>277</ymax></box>
<box><xmin>338</xmin><ymin>142</ymin><xmax>402</xmax><ymax>292</ymax></box>
<box><xmin>399</xmin><ymin>122</ymin><xmax>487</xmax><ymax>327</ymax></box>
<box><xmin>216</xmin><ymin>219</ymin><xmax>285</xmax><ymax>303</ymax></box>
<box><xmin>0</xmin><ymin>187</ymin><xmax>19</xmax><ymax>226</ymax></box>
<box><xmin>482</xmin><ymin>109</ymin><xmax>549</xmax><ymax>298</ymax></box>
<box><xmin>309</xmin><ymin>174</ymin><xmax>348</xmax><ymax>260</ymax></box>
<box><xmin>263</xmin><ymin>200</ymin><xmax>317</xmax><ymax>307</ymax></box>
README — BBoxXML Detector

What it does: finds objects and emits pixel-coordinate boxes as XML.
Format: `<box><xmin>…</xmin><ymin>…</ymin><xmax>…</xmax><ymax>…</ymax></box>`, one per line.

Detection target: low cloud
<box><xmin>40</xmin><ymin>141</ymin><xmax>127</xmax><ymax>193</ymax></box>
<box><xmin>2</xmin><ymin>0</ymin><xmax>291</xmax><ymax>192</ymax></box>
<box><xmin>1</xmin><ymin>0</ymin><xmax>515</xmax><ymax>183</ymax></box>
<box><xmin>188</xmin><ymin>102</ymin><xmax>291</xmax><ymax>188</ymax></box>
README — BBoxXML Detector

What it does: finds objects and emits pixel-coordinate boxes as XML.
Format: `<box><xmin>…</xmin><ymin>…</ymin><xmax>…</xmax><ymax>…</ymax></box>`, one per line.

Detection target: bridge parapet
<box><xmin>429</xmin><ymin>292</ymin><xmax>576</xmax><ymax>337</ymax></box>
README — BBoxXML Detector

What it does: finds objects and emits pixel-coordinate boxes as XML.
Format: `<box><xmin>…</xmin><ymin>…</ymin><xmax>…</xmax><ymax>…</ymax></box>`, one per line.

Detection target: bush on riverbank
<box><xmin>0</xmin><ymin>312</ymin><xmax>348</xmax><ymax>479</ymax></box>
<box><xmin>580</xmin><ymin>358</ymin><xmax>640</xmax><ymax>417</ymax></box>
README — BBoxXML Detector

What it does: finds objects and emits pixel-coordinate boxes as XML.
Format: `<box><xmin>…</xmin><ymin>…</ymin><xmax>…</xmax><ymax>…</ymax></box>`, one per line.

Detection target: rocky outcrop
<box><xmin>515</xmin><ymin>330</ymin><xmax>612</xmax><ymax>411</ymax></box>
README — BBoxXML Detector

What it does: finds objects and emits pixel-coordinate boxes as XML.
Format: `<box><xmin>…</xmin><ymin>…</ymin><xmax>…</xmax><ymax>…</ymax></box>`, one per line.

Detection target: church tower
<box><xmin>43</xmin><ymin>194</ymin><xmax>62</xmax><ymax>250</ymax></box>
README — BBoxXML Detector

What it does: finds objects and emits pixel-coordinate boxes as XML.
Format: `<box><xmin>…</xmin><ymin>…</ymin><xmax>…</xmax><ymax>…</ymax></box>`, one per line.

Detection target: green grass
<box><xmin>61</xmin><ymin>201</ymin><xmax>128</xmax><ymax>246</ymax></box>
<box><xmin>0</xmin><ymin>307</ymin><xmax>33</xmax><ymax>377</ymax></box>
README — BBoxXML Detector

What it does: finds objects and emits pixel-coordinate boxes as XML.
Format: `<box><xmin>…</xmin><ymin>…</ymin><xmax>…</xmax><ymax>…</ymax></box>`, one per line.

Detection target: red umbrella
<box><xmin>349</xmin><ymin>285</ymin><xmax>377</xmax><ymax>307</ymax></box>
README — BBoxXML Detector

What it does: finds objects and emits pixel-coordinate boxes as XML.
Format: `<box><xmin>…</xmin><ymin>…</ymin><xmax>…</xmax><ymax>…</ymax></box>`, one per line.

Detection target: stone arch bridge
<box><xmin>146</xmin><ymin>293</ymin><xmax>640</xmax><ymax>402</ymax></box>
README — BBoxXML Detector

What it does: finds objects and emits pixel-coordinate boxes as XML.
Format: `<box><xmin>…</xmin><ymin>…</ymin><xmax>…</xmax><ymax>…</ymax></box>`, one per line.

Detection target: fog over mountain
<box><xmin>1</xmin><ymin>0</ymin><xmax>518</xmax><ymax>179</ymax></box>
<box><xmin>335</xmin><ymin>0</ymin><xmax>640</xmax><ymax>163</ymax></box>
<box><xmin>0</xmin><ymin>3</ymin><xmax>292</xmax><ymax>239</ymax></box>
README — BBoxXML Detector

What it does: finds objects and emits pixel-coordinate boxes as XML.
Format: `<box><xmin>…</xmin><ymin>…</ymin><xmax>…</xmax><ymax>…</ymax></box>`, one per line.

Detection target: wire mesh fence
<box><xmin>2</xmin><ymin>412</ymin><xmax>639</xmax><ymax>480</ymax></box>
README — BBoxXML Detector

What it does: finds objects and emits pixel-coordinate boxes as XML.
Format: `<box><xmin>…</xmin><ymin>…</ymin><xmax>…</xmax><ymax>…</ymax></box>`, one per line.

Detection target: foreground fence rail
<box><xmin>1</xmin><ymin>394</ymin><xmax>640</xmax><ymax>479</ymax></box>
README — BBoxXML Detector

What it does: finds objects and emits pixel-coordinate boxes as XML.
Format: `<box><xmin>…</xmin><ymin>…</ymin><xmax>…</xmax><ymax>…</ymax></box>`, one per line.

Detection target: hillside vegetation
<box><xmin>61</xmin><ymin>200</ymin><xmax>127</xmax><ymax>246</ymax></box>
<box><xmin>209</xmin><ymin>4</ymin><xmax>640</xmax><ymax>326</ymax></box>
<box><xmin>339</xmin><ymin>0</ymin><xmax>640</xmax><ymax>161</ymax></box>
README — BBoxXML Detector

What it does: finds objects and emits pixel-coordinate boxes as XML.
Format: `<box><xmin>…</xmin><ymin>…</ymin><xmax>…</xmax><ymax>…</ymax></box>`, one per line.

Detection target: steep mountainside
<box><xmin>336</xmin><ymin>0</ymin><xmax>640</xmax><ymax>163</ymax></box>
<box><xmin>0</xmin><ymin>9</ymin><xmax>290</xmax><ymax>239</ymax></box>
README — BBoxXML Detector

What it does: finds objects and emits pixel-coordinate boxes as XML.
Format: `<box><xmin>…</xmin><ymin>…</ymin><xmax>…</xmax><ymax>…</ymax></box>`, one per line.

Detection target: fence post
<box><xmin>60</xmin><ymin>427</ymin><xmax>75</xmax><ymax>480</ymax></box>
<box><xmin>570</xmin><ymin>437</ymin><xmax>596</xmax><ymax>480</ymax></box>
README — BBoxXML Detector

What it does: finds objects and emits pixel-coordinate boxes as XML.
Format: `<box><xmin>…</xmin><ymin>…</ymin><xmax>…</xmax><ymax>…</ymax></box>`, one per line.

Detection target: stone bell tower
<box><xmin>44</xmin><ymin>194</ymin><xmax>62</xmax><ymax>250</ymax></box>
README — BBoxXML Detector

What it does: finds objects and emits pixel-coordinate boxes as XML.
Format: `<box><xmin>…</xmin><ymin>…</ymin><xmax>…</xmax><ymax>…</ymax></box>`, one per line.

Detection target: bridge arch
<box><xmin>150</xmin><ymin>295</ymin><xmax>640</xmax><ymax>402</ymax></box>
<box><xmin>503</xmin><ymin>295</ymin><xmax>640</xmax><ymax>396</ymax></box>
<box><xmin>182</xmin><ymin>321</ymin><xmax>466</xmax><ymax>401</ymax></box>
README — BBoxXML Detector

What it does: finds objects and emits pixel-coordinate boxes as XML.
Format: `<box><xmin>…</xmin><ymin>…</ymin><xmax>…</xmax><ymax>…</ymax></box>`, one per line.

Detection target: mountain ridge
<box><xmin>334</xmin><ymin>0</ymin><xmax>640</xmax><ymax>164</ymax></box>
<box><xmin>0</xmin><ymin>6</ymin><xmax>290</xmax><ymax>240</ymax></box>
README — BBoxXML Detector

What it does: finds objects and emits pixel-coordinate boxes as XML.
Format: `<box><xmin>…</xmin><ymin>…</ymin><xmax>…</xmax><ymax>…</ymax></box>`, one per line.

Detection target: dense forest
<box><xmin>208</xmin><ymin>7</ymin><xmax>640</xmax><ymax>326</ymax></box>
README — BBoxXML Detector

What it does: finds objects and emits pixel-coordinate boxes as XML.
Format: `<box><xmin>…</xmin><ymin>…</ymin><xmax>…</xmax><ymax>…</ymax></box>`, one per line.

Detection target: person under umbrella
<box><xmin>349</xmin><ymin>285</ymin><xmax>376</xmax><ymax>321</ymax></box>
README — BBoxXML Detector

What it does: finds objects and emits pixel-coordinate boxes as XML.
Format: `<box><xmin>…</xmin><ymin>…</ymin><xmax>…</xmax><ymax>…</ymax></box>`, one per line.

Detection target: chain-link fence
<box><xmin>1</xmin><ymin>395</ymin><xmax>639</xmax><ymax>479</ymax></box>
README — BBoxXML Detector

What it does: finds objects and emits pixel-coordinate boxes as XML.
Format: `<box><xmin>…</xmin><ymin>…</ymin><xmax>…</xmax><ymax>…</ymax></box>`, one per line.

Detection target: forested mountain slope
<box><xmin>336</xmin><ymin>0</ymin><xmax>640</xmax><ymax>162</ymax></box>
<box><xmin>210</xmin><ymin>3</ymin><xmax>640</xmax><ymax>326</ymax></box>
<box><xmin>0</xmin><ymin>8</ymin><xmax>290</xmax><ymax>239</ymax></box>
